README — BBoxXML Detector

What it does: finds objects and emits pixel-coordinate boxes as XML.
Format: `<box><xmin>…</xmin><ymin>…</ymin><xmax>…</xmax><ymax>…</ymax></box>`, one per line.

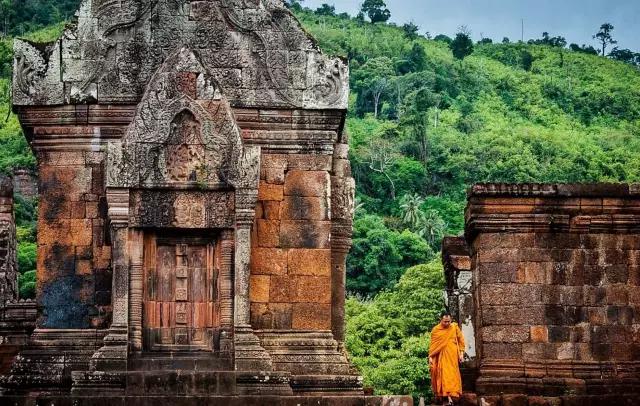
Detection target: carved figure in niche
<box><xmin>166</xmin><ymin>110</ymin><xmax>205</xmax><ymax>182</ymax></box>
<box><xmin>173</xmin><ymin>194</ymin><xmax>206</xmax><ymax>228</ymax></box>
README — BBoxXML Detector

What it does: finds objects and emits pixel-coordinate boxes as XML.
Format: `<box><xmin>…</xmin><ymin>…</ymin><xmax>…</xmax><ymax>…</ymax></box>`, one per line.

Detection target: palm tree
<box><xmin>400</xmin><ymin>193</ymin><xmax>425</xmax><ymax>227</ymax></box>
<box><xmin>354</xmin><ymin>196</ymin><xmax>366</xmax><ymax>216</ymax></box>
<box><xmin>417</xmin><ymin>209</ymin><xmax>446</xmax><ymax>249</ymax></box>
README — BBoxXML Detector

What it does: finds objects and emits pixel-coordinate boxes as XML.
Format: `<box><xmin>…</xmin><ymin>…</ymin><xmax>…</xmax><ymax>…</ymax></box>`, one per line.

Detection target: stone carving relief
<box><xmin>106</xmin><ymin>47</ymin><xmax>257</xmax><ymax>191</ymax></box>
<box><xmin>130</xmin><ymin>191</ymin><xmax>235</xmax><ymax>229</ymax></box>
<box><xmin>173</xmin><ymin>194</ymin><xmax>206</xmax><ymax>228</ymax></box>
<box><xmin>13</xmin><ymin>40</ymin><xmax>64</xmax><ymax>105</ymax></box>
<box><xmin>166</xmin><ymin>111</ymin><xmax>206</xmax><ymax>182</ymax></box>
<box><xmin>13</xmin><ymin>0</ymin><xmax>349</xmax><ymax>109</ymax></box>
<box><xmin>0</xmin><ymin>220</ymin><xmax>18</xmax><ymax>301</ymax></box>
<box><xmin>331</xmin><ymin>177</ymin><xmax>356</xmax><ymax>222</ymax></box>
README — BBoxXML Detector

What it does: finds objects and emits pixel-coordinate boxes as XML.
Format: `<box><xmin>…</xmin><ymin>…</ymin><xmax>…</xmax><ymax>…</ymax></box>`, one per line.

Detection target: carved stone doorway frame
<box><xmin>95</xmin><ymin>145</ymin><xmax>271</xmax><ymax>372</ymax></box>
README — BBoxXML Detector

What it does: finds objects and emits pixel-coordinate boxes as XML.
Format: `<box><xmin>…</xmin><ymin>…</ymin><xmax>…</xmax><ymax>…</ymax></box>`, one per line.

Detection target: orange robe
<box><xmin>429</xmin><ymin>322</ymin><xmax>464</xmax><ymax>399</ymax></box>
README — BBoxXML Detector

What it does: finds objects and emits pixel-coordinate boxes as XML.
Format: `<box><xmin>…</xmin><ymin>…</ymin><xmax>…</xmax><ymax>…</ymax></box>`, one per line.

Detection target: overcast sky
<box><xmin>301</xmin><ymin>0</ymin><xmax>640</xmax><ymax>51</ymax></box>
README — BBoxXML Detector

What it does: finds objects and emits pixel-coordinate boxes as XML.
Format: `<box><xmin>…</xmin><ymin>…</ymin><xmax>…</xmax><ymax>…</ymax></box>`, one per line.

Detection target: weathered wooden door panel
<box><xmin>143</xmin><ymin>233</ymin><xmax>219</xmax><ymax>351</ymax></box>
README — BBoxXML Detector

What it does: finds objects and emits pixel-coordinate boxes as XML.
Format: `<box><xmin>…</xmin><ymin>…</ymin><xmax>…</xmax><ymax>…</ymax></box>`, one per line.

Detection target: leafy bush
<box><xmin>18</xmin><ymin>270</ymin><xmax>36</xmax><ymax>299</ymax></box>
<box><xmin>18</xmin><ymin>242</ymin><xmax>36</xmax><ymax>273</ymax></box>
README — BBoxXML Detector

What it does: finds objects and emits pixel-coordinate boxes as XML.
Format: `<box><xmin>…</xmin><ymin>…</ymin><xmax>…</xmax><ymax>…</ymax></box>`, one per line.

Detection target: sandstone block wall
<box><xmin>250</xmin><ymin>154</ymin><xmax>333</xmax><ymax>331</ymax></box>
<box><xmin>459</xmin><ymin>184</ymin><xmax>640</xmax><ymax>396</ymax></box>
<box><xmin>36</xmin><ymin>151</ymin><xmax>111</xmax><ymax>329</ymax></box>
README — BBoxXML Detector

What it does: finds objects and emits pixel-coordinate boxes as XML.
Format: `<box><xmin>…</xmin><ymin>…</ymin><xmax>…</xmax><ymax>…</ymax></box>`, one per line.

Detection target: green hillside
<box><xmin>1</xmin><ymin>1</ymin><xmax>639</xmax><ymax>400</ymax></box>
<box><xmin>294</xmin><ymin>8</ymin><xmax>640</xmax><ymax>295</ymax></box>
<box><xmin>295</xmin><ymin>7</ymin><xmax>640</xmax><ymax>398</ymax></box>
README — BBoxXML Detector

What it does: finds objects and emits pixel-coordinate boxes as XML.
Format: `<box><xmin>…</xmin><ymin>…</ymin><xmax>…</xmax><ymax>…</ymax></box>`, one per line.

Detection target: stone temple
<box><xmin>0</xmin><ymin>1</ymin><xmax>411</xmax><ymax>404</ymax></box>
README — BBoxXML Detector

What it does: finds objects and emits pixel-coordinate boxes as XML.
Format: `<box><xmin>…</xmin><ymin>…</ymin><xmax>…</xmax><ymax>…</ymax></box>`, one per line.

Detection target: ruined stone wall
<box><xmin>464</xmin><ymin>184</ymin><xmax>640</xmax><ymax>397</ymax></box>
<box><xmin>36</xmin><ymin>151</ymin><xmax>111</xmax><ymax>329</ymax></box>
<box><xmin>250</xmin><ymin>153</ymin><xmax>333</xmax><ymax>331</ymax></box>
<box><xmin>11</xmin><ymin>169</ymin><xmax>37</xmax><ymax>199</ymax></box>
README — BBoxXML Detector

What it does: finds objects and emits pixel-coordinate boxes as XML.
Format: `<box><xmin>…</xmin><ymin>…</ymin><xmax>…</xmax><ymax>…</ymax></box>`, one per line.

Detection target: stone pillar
<box><xmin>219</xmin><ymin>229</ymin><xmax>234</xmax><ymax>329</ymax></box>
<box><xmin>330</xmin><ymin>143</ymin><xmax>355</xmax><ymax>345</ymax></box>
<box><xmin>129</xmin><ymin>229</ymin><xmax>144</xmax><ymax>352</ymax></box>
<box><xmin>0</xmin><ymin>175</ymin><xmax>18</xmax><ymax>302</ymax></box>
<box><xmin>234</xmin><ymin>188</ymin><xmax>272</xmax><ymax>371</ymax></box>
<box><xmin>92</xmin><ymin>188</ymin><xmax>130</xmax><ymax>370</ymax></box>
<box><xmin>234</xmin><ymin>202</ymin><xmax>254</xmax><ymax>328</ymax></box>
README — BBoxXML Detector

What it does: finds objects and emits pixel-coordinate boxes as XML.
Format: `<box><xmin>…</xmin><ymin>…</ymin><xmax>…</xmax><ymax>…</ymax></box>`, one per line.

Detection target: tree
<box><xmin>417</xmin><ymin>210</ymin><xmax>446</xmax><ymax>250</ymax></box>
<box><xmin>450</xmin><ymin>27</ymin><xmax>474</xmax><ymax>61</ymax></box>
<box><xmin>502</xmin><ymin>37</ymin><xmax>511</xmax><ymax>44</ymax></box>
<box><xmin>284</xmin><ymin>0</ymin><xmax>304</xmax><ymax>11</ymax></box>
<box><xmin>529</xmin><ymin>32</ymin><xmax>566</xmax><ymax>48</ymax></box>
<box><xmin>346</xmin><ymin>215</ymin><xmax>433</xmax><ymax>296</ymax></box>
<box><xmin>396</xmin><ymin>43</ymin><xmax>427</xmax><ymax>74</ymax></box>
<box><xmin>345</xmin><ymin>259</ymin><xmax>445</xmax><ymax>399</ymax></box>
<box><xmin>364</xmin><ymin>138</ymin><xmax>398</xmax><ymax>199</ymax></box>
<box><xmin>400</xmin><ymin>193</ymin><xmax>425</xmax><ymax>227</ymax></box>
<box><xmin>361</xmin><ymin>0</ymin><xmax>391</xmax><ymax>24</ymax></box>
<box><xmin>402</xmin><ymin>22</ymin><xmax>420</xmax><ymax>40</ymax></box>
<box><xmin>521</xmin><ymin>50</ymin><xmax>534</xmax><ymax>71</ymax></box>
<box><xmin>434</xmin><ymin>34</ymin><xmax>452</xmax><ymax>44</ymax></box>
<box><xmin>569</xmin><ymin>43</ymin><xmax>599</xmax><ymax>55</ymax></box>
<box><xmin>594</xmin><ymin>23</ymin><xmax>617</xmax><ymax>56</ymax></box>
<box><xmin>371</xmin><ymin>77</ymin><xmax>390</xmax><ymax>118</ymax></box>
<box><xmin>609</xmin><ymin>47</ymin><xmax>638</xmax><ymax>66</ymax></box>
<box><xmin>478</xmin><ymin>38</ymin><xmax>493</xmax><ymax>45</ymax></box>
<box><xmin>315</xmin><ymin>3</ymin><xmax>335</xmax><ymax>16</ymax></box>
<box><xmin>352</xmin><ymin>56</ymin><xmax>395</xmax><ymax>117</ymax></box>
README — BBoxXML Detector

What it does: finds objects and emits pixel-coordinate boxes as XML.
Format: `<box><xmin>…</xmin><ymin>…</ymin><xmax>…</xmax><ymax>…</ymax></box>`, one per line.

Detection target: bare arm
<box><xmin>456</xmin><ymin>324</ymin><xmax>465</xmax><ymax>362</ymax></box>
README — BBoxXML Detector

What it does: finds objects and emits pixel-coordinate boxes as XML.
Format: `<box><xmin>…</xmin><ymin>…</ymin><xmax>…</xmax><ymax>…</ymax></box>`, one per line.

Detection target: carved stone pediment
<box><xmin>13</xmin><ymin>0</ymin><xmax>349</xmax><ymax>109</ymax></box>
<box><xmin>107</xmin><ymin>47</ymin><xmax>258</xmax><ymax>191</ymax></box>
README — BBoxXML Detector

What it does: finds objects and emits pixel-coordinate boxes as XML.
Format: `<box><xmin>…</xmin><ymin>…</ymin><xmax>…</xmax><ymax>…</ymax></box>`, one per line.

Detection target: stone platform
<box><xmin>456</xmin><ymin>392</ymin><xmax>638</xmax><ymax>406</ymax></box>
<box><xmin>3</xmin><ymin>395</ymin><xmax>413</xmax><ymax>406</ymax></box>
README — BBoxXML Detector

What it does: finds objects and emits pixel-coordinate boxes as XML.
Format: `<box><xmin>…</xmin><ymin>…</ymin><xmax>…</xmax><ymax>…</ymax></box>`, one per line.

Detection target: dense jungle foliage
<box><xmin>1</xmin><ymin>0</ymin><xmax>639</xmax><ymax>400</ymax></box>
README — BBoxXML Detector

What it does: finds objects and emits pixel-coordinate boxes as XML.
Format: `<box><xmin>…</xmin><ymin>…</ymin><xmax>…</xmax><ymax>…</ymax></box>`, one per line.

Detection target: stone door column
<box><xmin>330</xmin><ymin>144</ymin><xmax>356</xmax><ymax>345</ymax></box>
<box><xmin>233</xmin><ymin>188</ymin><xmax>272</xmax><ymax>371</ymax></box>
<box><xmin>92</xmin><ymin>188</ymin><xmax>130</xmax><ymax>370</ymax></box>
<box><xmin>230</xmin><ymin>146</ymin><xmax>272</xmax><ymax>371</ymax></box>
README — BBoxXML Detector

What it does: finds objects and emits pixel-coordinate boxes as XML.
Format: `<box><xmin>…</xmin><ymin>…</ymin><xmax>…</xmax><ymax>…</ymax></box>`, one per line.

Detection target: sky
<box><xmin>300</xmin><ymin>0</ymin><xmax>640</xmax><ymax>51</ymax></box>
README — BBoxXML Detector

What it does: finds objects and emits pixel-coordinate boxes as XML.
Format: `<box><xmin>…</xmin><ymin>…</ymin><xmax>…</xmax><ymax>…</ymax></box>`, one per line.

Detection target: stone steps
<box><xmin>124</xmin><ymin>370</ymin><xmax>237</xmax><ymax>396</ymax></box>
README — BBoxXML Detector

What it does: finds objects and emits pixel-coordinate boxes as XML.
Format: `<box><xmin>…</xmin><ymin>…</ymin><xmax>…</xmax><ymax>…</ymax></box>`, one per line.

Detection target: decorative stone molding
<box><xmin>256</xmin><ymin>330</ymin><xmax>352</xmax><ymax>376</ymax></box>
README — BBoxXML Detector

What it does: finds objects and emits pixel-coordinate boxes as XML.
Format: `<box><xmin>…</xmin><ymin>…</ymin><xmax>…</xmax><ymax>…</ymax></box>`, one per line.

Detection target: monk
<box><xmin>428</xmin><ymin>311</ymin><xmax>465</xmax><ymax>406</ymax></box>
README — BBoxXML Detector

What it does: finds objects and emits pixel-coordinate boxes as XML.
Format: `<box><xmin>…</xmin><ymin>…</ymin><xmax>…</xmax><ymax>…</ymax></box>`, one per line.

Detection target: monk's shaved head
<box><xmin>440</xmin><ymin>312</ymin><xmax>452</xmax><ymax>328</ymax></box>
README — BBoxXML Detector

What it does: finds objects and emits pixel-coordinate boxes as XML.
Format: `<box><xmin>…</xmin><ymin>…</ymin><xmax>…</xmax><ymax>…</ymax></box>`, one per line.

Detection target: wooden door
<box><xmin>143</xmin><ymin>233</ymin><xmax>219</xmax><ymax>351</ymax></box>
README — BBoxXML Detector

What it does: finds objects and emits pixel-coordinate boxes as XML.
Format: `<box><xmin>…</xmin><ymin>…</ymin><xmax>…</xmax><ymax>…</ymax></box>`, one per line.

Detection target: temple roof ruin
<box><xmin>13</xmin><ymin>0</ymin><xmax>349</xmax><ymax>109</ymax></box>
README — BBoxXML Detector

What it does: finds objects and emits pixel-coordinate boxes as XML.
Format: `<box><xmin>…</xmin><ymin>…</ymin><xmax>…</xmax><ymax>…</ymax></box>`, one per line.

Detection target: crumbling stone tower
<box><xmin>0</xmin><ymin>1</ymin><xmax>400</xmax><ymax>403</ymax></box>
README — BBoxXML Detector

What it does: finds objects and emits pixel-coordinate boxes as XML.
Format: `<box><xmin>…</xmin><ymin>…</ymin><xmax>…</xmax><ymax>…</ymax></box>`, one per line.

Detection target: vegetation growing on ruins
<box><xmin>0</xmin><ymin>0</ymin><xmax>639</xmax><ymax>399</ymax></box>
